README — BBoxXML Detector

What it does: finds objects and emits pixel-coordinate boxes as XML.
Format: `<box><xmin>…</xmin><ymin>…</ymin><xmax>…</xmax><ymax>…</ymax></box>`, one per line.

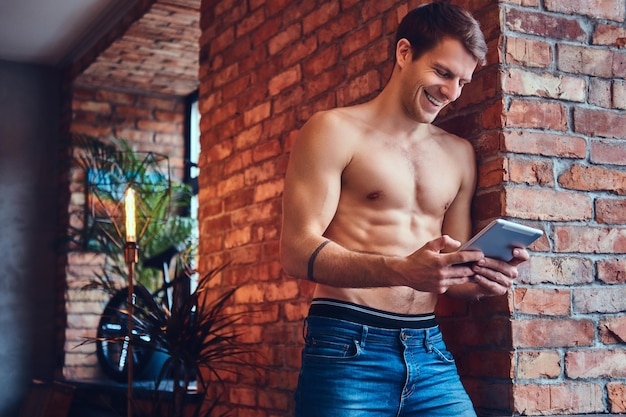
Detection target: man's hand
<box><xmin>398</xmin><ymin>235</ymin><xmax>486</xmax><ymax>294</ymax></box>
<box><xmin>468</xmin><ymin>247</ymin><xmax>529</xmax><ymax>297</ymax></box>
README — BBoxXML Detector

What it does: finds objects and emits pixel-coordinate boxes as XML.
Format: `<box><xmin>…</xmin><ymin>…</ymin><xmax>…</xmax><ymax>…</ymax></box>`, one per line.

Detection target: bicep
<box><xmin>281</xmin><ymin>114</ymin><xmax>350</xmax><ymax>241</ymax></box>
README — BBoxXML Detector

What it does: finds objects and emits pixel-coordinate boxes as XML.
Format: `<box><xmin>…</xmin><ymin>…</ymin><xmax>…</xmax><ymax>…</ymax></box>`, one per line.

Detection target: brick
<box><xmin>558</xmin><ymin>44</ymin><xmax>626</xmax><ymax>78</ymax></box>
<box><xmin>608</xmin><ymin>382</ymin><xmax>626</xmax><ymax>413</ymax></box>
<box><xmin>593</xmin><ymin>23</ymin><xmax>626</xmax><ymax>48</ymax></box>
<box><xmin>477</xmin><ymin>157</ymin><xmax>507</xmax><ymax>188</ymax></box>
<box><xmin>340</xmin><ymin>18</ymin><xmax>382</xmax><ymax>58</ymax></box>
<box><xmin>600</xmin><ymin>315</ymin><xmax>626</xmax><ymax>344</ymax></box>
<box><xmin>504</xmin><ymin>187</ymin><xmax>592</xmax><ymax>221</ymax></box>
<box><xmin>303</xmin><ymin>44</ymin><xmax>338</xmax><ymax>78</ymax></box>
<box><xmin>504</xmin><ymin>7</ymin><xmax>587</xmax><ymax>41</ymax></box>
<box><xmin>319</xmin><ymin>12</ymin><xmax>359</xmax><ymax>44</ymax></box>
<box><xmin>229</xmin><ymin>386</ymin><xmax>257</xmax><ymax>407</ymax></box>
<box><xmin>614</xmin><ymin>79</ymin><xmax>626</xmax><ymax>110</ymax></box>
<box><xmin>513</xmin><ymin>383</ymin><xmax>604</xmax><ymax>415</ymax></box>
<box><xmin>597</xmin><ymin>258</ymin><xmax>626</xmax><ymax>284</ymax></box>
<box><xmin>574</xmin><ymin>107</ymin><xmax>626</xmax><ymax>139</ymax></box>
<box><xmin>73</xmin><ymin>100</ymin><xmax>112</xmax><ymax>114</ymax></box>
<box><xmin>283</xmin><ymin>300</ymin><xmax>310</xmax><ymax>322</ymax></box>
<box><xmin>268</xmin><ymin>65</ymin><xmax>302</xmax><ymax>96</ymax></box>
<box><xmin>253</xmin><ymin>178</ymin><xmax>284</xmax><ymax>202</ymax></box>
<box><xmin>558</xmin><ymin>164</ymin><xmax>626</xmax><ymax>195</ymax></box>
<box><xmin>236</xmin><ymin>8</ymin><xmax>264</xmax><ymax>37</ymax></box>
<box><xmin>545</xmin><ymin>0</ymin><xmax>625</xmax><ymax>21</ymax></box>
<box><xmin>225</xmin><ymin>225</ymin><xmax>252</xmax><ymax>248</ymax></box>
<box><xmin>502</xmin><ymin>131</ymin><xmax>587</xmax><ymax>158</ymax></box>
<box><xmin>501</xmin><ymin>0</ymin><xmax>540</xmax><ymax>5</ymax></box>
<box><xmin>268</xmin><ymin>23</ymin><xmax>301</xmax><ymax>55</ymax></box>
<box><xmin>520</xmin><ymin>256</ymin><xmax>593</xmax><ymax>285</ymax></box>
<box><xmin>505</xmin><ymin>37</ymin><xmax>553</xmax><ymax>68</ymax></box>
<box><xmin>512</xmin><ymin>318</ymin><xmax>595</xmax><ymax>348</ymax></box>
<box><xmin>302</xmin><ymin>2</ymin><xmax>340</xmax><ymax>34</ymax></box>
<box><xmin>507</xmin><ymin>157</ymin><xmax>554</xmax><ymax>186</ymax></box>
<box><xmin>504</xmin><ymin>68</ymin><xmax>585</xmax><ymax>102</ymax></box>
<box><xmin>505</xmin><ymin>99</ymin><xmax>568</xmax><ymax>131</ymax></box>
<box><xmin>554</xmin><ymin>225</ymin><xmax>626</xmax><ymax>254</ymax></box>
<box><xmin>336</xmin><ymin>69</ymin><xmax>382</xmax><ymax>106</ymax></box>
<box><xmin>258</xmin><ymin>390</ymin><xmax>290</xmax><ymax>411</ymax></box>
<box><xmin>264</xmin><ymin>280</ymin><xmax>299</xmax><ymax>302</ymax></box>
<box><xmin>234</xmin><ymin>283</ymin><xmax>265</xmax><ymax>304</ymax></box>
<box><xmin>566</xmin><ymin>349</ymin><xmax>626</xmax><ymax>378</ymax></box>
<box><xmin>233</xmin><ymin>124</ymin><xmax>263</xmax><ymax>151</ymax></box>
<box><xmin>212</xmin><ymin>26</ymin><xmax>235</xmax><ymax>54</ymax></box>
<box><xmin>283</xmin><ymin>35</ymin><xmax>318</xmax><ymax>68</ymax></box>
<box><xmin>243</xmin><ymin>102</ymin><xmax>271</xmax><ymax>127</ymax></box>
<box><xmin>591</xmin><ymin>140</ymin><xmax>626</xmax><ymax>166</ymax></box>
<box><xmin>574</xmin><ymin>287</ymin><xmax>626</xmax><ymax>313</ymax></box>
<box><xmin>514</xmin><ymin>287</ymin><xmax>571</xmax><ymax>315</ymax></box>
<box><xmin>588</xmin><ymin>78</ymin><xmax>613</xmax><ymax>108</ymax></box>
<box><xmin>517</xmin><ymin>350</ymin><xmax>562</xmax><ymax>379</ymax></box>
<box><xmin>345</xmin><ymin>39</ymin><xmax>390</xmax><ymax>79</ymax></box>
<box><xmin>217</xmin><ymin>173</ymin><xmax>244</xmax><ymax>197</ymax></box>
<box><xmin>253</xmin><ymin>139</ymin><xmax>282</xmax><ymax>162</ymax></box>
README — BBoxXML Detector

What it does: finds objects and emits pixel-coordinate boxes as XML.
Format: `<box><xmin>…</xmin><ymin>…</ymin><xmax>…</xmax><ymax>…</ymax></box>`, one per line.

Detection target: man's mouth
<box><xmin>424</xmin><ymin>91</ymin><xmax>444</xmax><ymax>107</ymax></box>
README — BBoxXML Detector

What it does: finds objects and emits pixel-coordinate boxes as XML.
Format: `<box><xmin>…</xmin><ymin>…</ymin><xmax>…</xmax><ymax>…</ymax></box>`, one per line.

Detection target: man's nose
<box><xmin>441</xmin><ymin>81</ymin><xmax>462</xmax><ymax>102</ymax></box>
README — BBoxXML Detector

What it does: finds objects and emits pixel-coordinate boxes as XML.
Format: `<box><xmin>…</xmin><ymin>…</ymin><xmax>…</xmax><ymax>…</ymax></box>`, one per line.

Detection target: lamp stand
<box><xmin>125</xmin><ymin>242</ymin><xmax>138</xmax><ymax>417</ymax></box>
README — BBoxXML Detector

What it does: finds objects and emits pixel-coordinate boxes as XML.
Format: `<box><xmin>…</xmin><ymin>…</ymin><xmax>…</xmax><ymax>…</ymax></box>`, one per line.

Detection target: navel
<box><xmin>367</xmin><ymin>191</ymin><xmax>382</xmax><ymax>200</ymax></box>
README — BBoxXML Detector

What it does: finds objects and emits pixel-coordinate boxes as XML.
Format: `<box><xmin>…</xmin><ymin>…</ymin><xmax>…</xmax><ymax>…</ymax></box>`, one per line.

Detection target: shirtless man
<box><xmin>280</xmin><ymin>2</ymin><xmax>529</xmax><ymax>416</ymax></box>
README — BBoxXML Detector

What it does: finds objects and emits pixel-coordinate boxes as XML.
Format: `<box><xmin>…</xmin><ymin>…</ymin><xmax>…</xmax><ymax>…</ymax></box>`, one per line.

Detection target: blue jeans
<box><xmin>295</xmin><ymin>315</ymin><xmax>477</xmax><ymax>417</ymax></box>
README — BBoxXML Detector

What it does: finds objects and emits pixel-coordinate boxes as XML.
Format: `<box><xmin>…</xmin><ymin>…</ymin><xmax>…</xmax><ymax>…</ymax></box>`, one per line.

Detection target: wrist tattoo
<box><xmin>307</xmin><ymin>240</ymin><xmax>331</xmax><ymax>282</ymax></box>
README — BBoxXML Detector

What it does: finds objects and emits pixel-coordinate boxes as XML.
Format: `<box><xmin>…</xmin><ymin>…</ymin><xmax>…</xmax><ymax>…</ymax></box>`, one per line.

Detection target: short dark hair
<box><xmin>395</xmin><ymin>0</ymin><xmax>487</xmax><ymax>65</ymax></box>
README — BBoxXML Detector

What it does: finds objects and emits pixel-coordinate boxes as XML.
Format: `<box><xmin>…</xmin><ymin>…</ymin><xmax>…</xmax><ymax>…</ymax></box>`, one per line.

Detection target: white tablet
<box><xmin>457</xmin><ymin>219</ymin><xmax>543</xmax><ymax>262</ymax></box>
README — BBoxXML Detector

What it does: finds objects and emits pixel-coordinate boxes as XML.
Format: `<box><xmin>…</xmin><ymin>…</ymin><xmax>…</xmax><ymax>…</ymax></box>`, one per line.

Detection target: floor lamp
<box><xmin>124</xmin><ymin>188</ymin><xmax>138</xmax><ymax>417</ymax></box>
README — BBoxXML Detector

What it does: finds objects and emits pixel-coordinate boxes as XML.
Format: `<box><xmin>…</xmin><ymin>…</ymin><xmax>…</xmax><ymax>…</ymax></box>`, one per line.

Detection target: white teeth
<box><xmin>425</xmin><ymin>91</ymin><xmax>443</xmax><ymax>107</ymax></box>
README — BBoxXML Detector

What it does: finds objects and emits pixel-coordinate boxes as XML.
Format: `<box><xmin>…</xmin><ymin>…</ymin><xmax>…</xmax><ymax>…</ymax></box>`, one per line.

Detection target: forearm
<box><xmin>281</xmin><ymin>238</ymin><xmax>406</xmax><ymax>289</ymax></box>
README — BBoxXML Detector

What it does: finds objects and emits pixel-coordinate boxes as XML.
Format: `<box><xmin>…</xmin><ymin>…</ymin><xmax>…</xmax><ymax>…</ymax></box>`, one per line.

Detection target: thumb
<box><xmin>426</xmin><ymin>235</ymin><xmax>461</xmax><ymax>253</ymax></box>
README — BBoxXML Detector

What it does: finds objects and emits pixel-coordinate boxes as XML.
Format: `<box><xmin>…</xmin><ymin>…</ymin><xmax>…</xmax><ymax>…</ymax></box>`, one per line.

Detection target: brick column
<box><xmin>500</xmin><ymin>0</ymin><xmax>626</xmax><ymax>415</ymax></box>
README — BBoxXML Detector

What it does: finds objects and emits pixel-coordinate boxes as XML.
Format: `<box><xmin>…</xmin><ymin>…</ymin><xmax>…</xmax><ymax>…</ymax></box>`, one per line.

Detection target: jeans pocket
<box><xmin>303</xmin><ymin>333</ymin><xmax>360</xmax><ymax>361</ymax></box>
<box><xmin>429</xmin><ymin>339</ymin><xmax>456</xmax><ymax>364</ymax></box>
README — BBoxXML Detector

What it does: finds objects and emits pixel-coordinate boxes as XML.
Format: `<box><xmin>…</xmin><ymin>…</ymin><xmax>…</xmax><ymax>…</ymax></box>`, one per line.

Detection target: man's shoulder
<box><xmin>303</xmin><ymin>105</ymin><xmax>368</xmax><ymax>135</ymax></box>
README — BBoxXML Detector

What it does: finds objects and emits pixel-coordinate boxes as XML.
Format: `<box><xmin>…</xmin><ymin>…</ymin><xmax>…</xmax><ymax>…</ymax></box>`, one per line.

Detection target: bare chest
<box><xmin>341</xmin><ymin>141</ymin><xmax>462</xmax><ymax>216</ymax></box>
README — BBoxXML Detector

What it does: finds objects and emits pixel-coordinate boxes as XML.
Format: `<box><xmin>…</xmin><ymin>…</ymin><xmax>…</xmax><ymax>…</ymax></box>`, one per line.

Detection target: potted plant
<box><xmin>69</xmin><ymin>135</ymin><xmax>251</xmax><ymax>416</ymax></box>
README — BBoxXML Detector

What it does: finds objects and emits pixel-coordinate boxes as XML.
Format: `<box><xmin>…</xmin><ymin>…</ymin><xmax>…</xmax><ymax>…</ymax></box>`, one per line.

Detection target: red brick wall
<box><xmin>197</xmin><ymin>0</ymin><xmax>626</xmax><ymax>416</ymax></box>
<box><xmin>64</xmin><ymin>85</ymin><xmax>187</xmax><ymax>380</ymax></box>
<box><xmin>501</xmin><ymin>0</ymin><xmax>626</xmax><ymax>414</ymax></box>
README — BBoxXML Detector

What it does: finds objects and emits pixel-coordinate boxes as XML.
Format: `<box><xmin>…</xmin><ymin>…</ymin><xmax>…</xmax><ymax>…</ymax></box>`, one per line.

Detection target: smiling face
<box><xmin>396</xmin><ymin>37</ymin><xmax>478</xmax><ymax>124</ymax></box>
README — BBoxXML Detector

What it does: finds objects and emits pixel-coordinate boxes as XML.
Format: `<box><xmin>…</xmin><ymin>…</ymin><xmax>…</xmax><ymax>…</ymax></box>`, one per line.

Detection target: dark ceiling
<box><xmin>0</xmin><ymin>0</ymin><xmax>200</xmax><ymax>97</ymax></box>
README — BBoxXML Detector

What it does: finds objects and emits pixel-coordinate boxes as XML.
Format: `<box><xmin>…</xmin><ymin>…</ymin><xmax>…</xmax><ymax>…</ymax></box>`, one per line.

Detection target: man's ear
<box><xmin>395</xmin><ymin>38</ymin><xmax>412</xmax><ymax>69</ymax></box>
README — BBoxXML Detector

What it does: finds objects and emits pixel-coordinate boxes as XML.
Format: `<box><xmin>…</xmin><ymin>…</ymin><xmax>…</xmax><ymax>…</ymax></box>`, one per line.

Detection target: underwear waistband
<box><xmin>308</xmin><ymin>298</ymin><xmax>437</xmax><ymax>329</ymax></box>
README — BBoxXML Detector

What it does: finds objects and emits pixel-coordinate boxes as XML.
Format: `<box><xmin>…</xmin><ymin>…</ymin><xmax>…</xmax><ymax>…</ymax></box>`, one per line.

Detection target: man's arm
<box><xmin>279</xmin><ymin>112</ymin><xmax>483</xmax><ymax>293</ymax></box>
<box><xmin>441</xmin><ymin>139</ymin><xmax>529</xmax><ymax>300</ymax></box>
<box><xmin>279</xmin><ymin>111</ymin><xmax>402</xmax><ymax>288</ymax></box>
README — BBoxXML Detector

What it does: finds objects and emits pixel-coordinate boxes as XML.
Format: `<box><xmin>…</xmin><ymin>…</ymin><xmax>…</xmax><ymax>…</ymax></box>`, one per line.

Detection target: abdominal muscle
<box><xmin>313</xmin><ymin>285</ymin><xmax>438</xmax><ymax>315</ymax></box>
<box><xmin>313</xmin><ymin>200</ymin><xmax>442</xmax><ymax>315</ymax></box>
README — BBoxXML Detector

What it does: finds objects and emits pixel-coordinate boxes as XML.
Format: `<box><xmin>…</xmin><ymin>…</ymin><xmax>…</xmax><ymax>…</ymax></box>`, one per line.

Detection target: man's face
<box><xmin>398</xmin><ymin>37</ymin><xmax>478</xmax><ymax>124</ymax></box>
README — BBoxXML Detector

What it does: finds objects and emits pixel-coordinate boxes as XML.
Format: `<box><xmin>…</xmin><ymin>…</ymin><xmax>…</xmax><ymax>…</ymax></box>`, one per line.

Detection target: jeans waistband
<box><xmin>308</xmin><ymin>298</ymin><xmax>437</xmax><ymax>329</ymax></box>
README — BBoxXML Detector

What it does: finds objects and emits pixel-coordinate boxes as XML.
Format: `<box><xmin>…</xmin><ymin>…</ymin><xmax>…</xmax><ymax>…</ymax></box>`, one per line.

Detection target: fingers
<box><xmin>471</xmin><ymin>275</ymin><xmax>510</xmax><ymax>296</ymax></box>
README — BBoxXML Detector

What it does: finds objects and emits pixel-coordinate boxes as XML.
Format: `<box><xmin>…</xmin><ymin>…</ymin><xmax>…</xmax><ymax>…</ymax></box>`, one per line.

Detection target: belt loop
<box><xmin>424</xmin><ymin>327</ymin><xmax>431</xmax><ymax>351</ymax></box>
<box><xmin>360</xmin><ymin>325</ymin><xmax>369</xmax><ymax>348</ymax></box>
<box><xmin>302</xmin><ymin>317</ymin><xmax>309</xmax><ymax>341</ymax></box>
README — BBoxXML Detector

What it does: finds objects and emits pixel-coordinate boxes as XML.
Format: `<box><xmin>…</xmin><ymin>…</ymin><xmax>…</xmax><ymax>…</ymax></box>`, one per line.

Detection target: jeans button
<box><xmin>401</xmin><ymin>332</ymin><xmax>407</xmax><ymax>340</ymax></box>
